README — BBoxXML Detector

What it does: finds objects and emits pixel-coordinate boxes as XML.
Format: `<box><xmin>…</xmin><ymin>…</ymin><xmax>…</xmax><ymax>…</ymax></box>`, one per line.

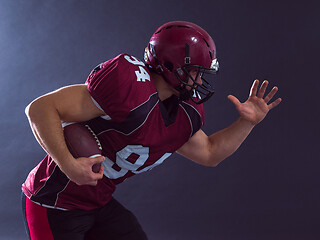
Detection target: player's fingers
<box><xmin>89</xmin><ymin>156</ymin><xmax>104</xmax><ymax>173</ymax></box>
<box><xmin>75</xmin><ymin>179</ymin><xmax>97</xmax><ymax>186</ymax></box>
<box><xmin>268</xmin><ymin>98</ymin><xmax>282</xmax><ymax>110</ymax></box>
<box><xmin>91</xmin><ymin>174</ymin><xmax>103</xmax><ymax>182</ymax></box>
<box><xmin>91</xmin><ymin>155</ymin><xmax>105</xmax><ymax>163</ymax></box>
<box><xmin>228</xmin><ymin>95</ymin><xmax>241</xmax><ymax>108</ymax></box>
<box><xmin>90</xmin><ymin>169</ymin><xmax>103</xmax><ymax>181</ymax></box>
<box><xmin>98</xmin><ymin>165</ymin><xmax>104</xmax><ymax>175</ymax></box>
<box><xmin>257</xmin><ymin>80</ymin><xmax>268</xmax><ymax>98</ymax></box>
<box><xmin>88</xmin><ymin>180</ymin><xmax>98</xmax><ymax>186</ymax></box>
<box><xmin>264</xmin><ymin>86</ymin><xmax>278</xmax><ymax>103</ymax></box>
<box><xmin>249</xmin><ymin>80</ymin><xmax>259</xmax><ymax>97</ymax></box>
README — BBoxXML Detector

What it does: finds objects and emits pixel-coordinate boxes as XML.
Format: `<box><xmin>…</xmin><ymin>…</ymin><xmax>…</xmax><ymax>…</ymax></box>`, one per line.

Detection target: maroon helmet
<box><xmin>144</xmin><ymin>21</ymin><xmax>219</xmax><ymax>104</ymax></box>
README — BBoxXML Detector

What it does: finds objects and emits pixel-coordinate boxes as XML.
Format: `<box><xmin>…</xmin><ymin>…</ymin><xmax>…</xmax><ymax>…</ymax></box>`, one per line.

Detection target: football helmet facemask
<box><xmin>144</xmin><ymin>21</ymin><xmax>219</xmax><ymax>104</ymax></box>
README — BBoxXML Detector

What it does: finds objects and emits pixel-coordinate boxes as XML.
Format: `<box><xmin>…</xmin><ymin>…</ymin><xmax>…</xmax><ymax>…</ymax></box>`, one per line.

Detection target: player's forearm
<box><xmin>25</xmin><ymin>98</ymin><xmax>74</xmax><ymax>170</ymax></box>
<box><xmin>208</xmin><ymin>117</ymin><xmax>255</xmax><ymax>166</ymax></box>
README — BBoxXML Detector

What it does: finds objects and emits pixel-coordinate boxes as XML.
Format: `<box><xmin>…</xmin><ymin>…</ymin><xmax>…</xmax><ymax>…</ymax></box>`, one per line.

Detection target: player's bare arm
<box><xmin>177</xmin><ymin>80</ymin><xmax>282</xmax><ymax>166</ymax></box>
<box><xmin>25</xmin><ymin>84</ymin><xmax>105</xmax><ymax>186</ymax></box>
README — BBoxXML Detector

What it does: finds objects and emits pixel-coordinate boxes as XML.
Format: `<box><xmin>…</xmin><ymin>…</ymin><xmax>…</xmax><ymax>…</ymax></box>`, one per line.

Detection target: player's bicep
<box><xmin>31</xmin><ymin>84</ymin><xmax>105</xmax><ymax>122</ymax></box>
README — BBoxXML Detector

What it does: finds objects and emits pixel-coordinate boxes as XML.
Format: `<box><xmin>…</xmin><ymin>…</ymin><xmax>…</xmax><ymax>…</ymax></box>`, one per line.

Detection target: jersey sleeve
<box><xmin>86</xmin><ymin>54</ymin><xmax>156</xmax><ymax>122</ymax></box>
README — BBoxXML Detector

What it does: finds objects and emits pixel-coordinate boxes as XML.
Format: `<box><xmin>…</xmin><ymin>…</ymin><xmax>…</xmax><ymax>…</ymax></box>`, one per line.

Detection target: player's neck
<box><xmin>151</xmin><ymin>72</ymin><xmax>179</xmax><ymax>101</ymax></box>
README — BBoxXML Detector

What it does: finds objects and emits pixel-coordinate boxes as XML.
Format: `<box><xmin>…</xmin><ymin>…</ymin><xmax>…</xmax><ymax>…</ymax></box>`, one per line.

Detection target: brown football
<box><xmin>63</xmin><ymin>123</ymin><xmax>102</xmax><ymax>173</ymax></box>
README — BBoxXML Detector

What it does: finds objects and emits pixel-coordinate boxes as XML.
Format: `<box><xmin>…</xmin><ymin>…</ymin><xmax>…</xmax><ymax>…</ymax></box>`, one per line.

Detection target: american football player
<box><xmin>21</xmin><ymin>21</ymin><xmax>281</xmax><ymax>239</ymax></box>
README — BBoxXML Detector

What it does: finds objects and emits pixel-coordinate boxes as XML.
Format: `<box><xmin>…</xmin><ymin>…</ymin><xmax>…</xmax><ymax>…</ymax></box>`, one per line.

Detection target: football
<box><xmin>63</xmin><ymin>123</ymin><xmax>103</xmax><ymax>173</ymax></box>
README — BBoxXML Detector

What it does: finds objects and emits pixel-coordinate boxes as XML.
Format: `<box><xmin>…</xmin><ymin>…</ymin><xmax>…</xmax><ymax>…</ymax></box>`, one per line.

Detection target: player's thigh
<box><xmin>85</xmin><ymin>198</ymin><xmax>148</xmax><ymax>240</ymax></box>
<box><xmin>22</xmin><ymin>193</ymin><xmax>95</xmax><ymax>240</ymax></box>
<box><xmin>22</xmin><ymin>193</ymin><xmax>55</xmax><ymax>240</ymax></box>
<box><xmin>46</xmin><ymin>207</ymin><xmax>96</xmax><ymax>240</ymax></box>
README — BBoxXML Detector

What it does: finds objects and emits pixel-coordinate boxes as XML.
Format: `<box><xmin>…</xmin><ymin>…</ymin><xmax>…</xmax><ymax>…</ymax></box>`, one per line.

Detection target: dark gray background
<box><xmin>0</xmin><ymin>0</ymin><xmax>319</xmax><ymax>239</ymax></box>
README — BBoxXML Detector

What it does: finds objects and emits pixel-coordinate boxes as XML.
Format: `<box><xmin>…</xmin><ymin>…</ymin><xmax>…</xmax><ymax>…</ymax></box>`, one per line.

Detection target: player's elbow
<box><xmin>205</xmin><ymin>158</ymin><xmax>222</xmax><ymax>167</ymax></box>
<box><xmin>209</xmin><ymin>160</ymin><xmax>220</xmax><ymax>167</ymax></box>
<box><xmin>204</xmin><ymin>141</ymin><xmax>235</xmax><ymax>167</ymax></box>
<box><xmin>202</xmin><ymin>162</ymin><xmax>218</xmax><ymax>167</ymax></box>
<box><xmin>25</xmin><ymin>100</ymin><xmax>36</xmax><ymax>119</ymax></box>
<box><xmin>200</xmin><ymin>150</ymin><xmax>232</xmax><ymax>167</ymax></box>
<box><xmin>25</xmin><ymin>96</ymin><xmax>52</xmax><ymax>120</ymax></box>
<box><xmin>25</xmin><ymin>98</ymin><xmax>41</xmax><ymax>120</ymax></box>
<box><xmin>196</xmin><ymin>155</ymin><xmax>222</xmax><ymax>167</ymax></box>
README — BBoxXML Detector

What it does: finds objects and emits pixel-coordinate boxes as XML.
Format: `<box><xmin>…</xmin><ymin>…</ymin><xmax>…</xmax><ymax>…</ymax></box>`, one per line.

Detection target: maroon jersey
<box><xmin>22</xmin><ymin>54</ymin><xmax>205</xmax><ymax>210</ymax></box>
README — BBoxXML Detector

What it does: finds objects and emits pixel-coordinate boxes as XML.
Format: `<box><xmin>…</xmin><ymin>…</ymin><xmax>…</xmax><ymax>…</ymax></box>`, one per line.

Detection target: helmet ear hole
<box><xmin>164</xmin><ymin>61</ymin><xmax>173</xmax><ymax>72</ymax></box>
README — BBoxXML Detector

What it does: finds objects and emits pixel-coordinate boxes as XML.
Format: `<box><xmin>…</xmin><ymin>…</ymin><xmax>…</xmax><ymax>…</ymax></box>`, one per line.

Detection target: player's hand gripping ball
<box><xmin>63</xmin><ymin>123</ymin><xmax>103</xmax><ymax>173</ymax></box>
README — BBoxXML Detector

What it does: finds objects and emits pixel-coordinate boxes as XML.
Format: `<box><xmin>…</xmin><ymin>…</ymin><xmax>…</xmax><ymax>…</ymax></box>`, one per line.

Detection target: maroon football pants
<box><xmin>21</xmin><ymin>193</ymin><xmax>148</xmax><ymax>240</ymax></box>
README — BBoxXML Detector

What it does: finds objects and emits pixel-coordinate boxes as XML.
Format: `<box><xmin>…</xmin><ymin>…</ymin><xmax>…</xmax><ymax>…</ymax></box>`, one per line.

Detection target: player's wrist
<box><xmin>238</xmin><ymin>117</ymin><xmax>256</xmax><ymax>129</ymax></box>
<box><xmin>55</xmin><ymin>152</ymin><xmax>77</xmax><ymax>175</ymax></box>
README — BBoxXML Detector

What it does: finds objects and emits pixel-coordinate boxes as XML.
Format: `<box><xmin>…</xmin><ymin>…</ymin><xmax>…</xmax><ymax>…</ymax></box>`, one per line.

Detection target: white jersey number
<box><xmin>124</xmin><ymin>55</ymin><xmax>150</xmax><ymax>82</ymax></box>
<box><xmin>102</xmin><ymin>145</ymin><xmax>171</xmax><ymax>179</ymax></box>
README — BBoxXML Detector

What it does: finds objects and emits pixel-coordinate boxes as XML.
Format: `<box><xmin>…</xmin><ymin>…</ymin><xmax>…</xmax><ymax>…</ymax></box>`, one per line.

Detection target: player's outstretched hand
<box><xmin>227</xmin><ymin>80</ymin><xmax>282</xmax><ymax>125</ymax></box>
<box><xmin>62</xmin><ymin>156</ymin><xmax>105</xmax><ymax>186</ymax></box>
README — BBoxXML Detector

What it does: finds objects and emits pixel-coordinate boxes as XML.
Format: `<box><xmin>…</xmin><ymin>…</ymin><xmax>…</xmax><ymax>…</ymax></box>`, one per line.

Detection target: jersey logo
<box><xmin>124</xmin><ymin>55</ymin><xmax>151</xmax><ymax>82</ymax></box>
